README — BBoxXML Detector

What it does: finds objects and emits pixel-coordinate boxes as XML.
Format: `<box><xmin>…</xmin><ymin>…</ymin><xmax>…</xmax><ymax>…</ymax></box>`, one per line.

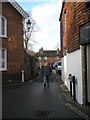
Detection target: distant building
<box><xmin>0</xmin><ymin>1</ymin><xmax>29</xmax><ymax>83</ymax></box>
<box><xmin>59</xmin><ymin>1</ymin><xmax>90</xmax><ymax>105</ymax></box>
<box><xmin>36</xmin><ymin>47</ymin><xmax>61</xmax><ymax>69</ymax></box>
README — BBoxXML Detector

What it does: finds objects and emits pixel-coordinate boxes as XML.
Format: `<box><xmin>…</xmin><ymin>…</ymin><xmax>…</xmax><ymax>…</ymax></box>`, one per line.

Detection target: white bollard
<box><xmin>22</xmin><ymin>70</ymin><xmax>24</xmax><ymax>82</ymax></box>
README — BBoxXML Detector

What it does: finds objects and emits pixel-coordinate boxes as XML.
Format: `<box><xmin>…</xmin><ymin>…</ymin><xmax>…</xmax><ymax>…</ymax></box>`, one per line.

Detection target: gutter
<box><xmin>59</xmin><ymin>2</ymin><xmax>65</xmax><ymax>21</ymax></box>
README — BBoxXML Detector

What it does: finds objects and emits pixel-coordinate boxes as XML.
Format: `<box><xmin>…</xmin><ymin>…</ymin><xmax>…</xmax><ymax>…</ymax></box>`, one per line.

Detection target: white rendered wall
<box><xmin>61</xmin><ymin>49</ymin><xmax>83</xmax><ymax>104</ymax></box>
<box><xmin>61</xmin><ymin>57</ymin><xmax>64</xmax><ymax>83</ymax></box>
<box><xmin>61</xmin><ymin>56</ymin><xmax>68</xmax><ymax>86</ymax></box>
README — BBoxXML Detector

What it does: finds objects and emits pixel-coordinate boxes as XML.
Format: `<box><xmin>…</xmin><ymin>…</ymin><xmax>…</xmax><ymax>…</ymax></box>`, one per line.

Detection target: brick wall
<box><xmin>47</xmin><ymin>56</ymin><xmax>61</xmax><ymax>64</ymax></box>
<box><xmin>2</xmin><ymin>2</ymin><xmax>24</xmax><ymax>82</ymax></box>
<box><xmin>40</xmin><ymin>56</ymin><xmax>61</xmax><ymax>67</ymax></box>
<box><xmin>61</xmin><ymin>2</ymin><xmax>89</xmax><ymax>55</ymax></box>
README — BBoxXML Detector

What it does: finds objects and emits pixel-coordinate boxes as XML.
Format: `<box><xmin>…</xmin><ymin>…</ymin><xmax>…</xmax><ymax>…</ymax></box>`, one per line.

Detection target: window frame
<box><xmin>56</xmin><ymin>56</ymin><xmax>59</xmax><ymax>60</ymax></box>
<box><xmin>64</xmin><ymin>10</ymin><xmax>66</xmax><ymax>32</ymax></box>
<box><xmin>44</xmin><ymin>56</ymin><xmax>47</xmax><ymax>60</ymax></box>
<box><xmin>39</xmin><ymin>56</ymin><xmax>41</xmax><ymax>61</ymax></box>
<box><xmin>0</xmin><ymin>16</ymin><xmax>7</xmax><ymax>38</ymax></box>
<box><xmin>0</xmin><ymin>48</ymin><xmax>7</xmax><ymax>71</ymax></box>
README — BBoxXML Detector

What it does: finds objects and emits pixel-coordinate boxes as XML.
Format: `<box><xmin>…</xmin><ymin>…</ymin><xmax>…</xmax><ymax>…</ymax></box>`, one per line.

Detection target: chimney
<box><xmin>57</xmin><ymin>48</ymin><xmax>59</xmax><ymax>54</ymax></box>
<box><xmin>39</xmin><ymin>47</ymin><xmax>43</xmax><ymax>54</ymax></box>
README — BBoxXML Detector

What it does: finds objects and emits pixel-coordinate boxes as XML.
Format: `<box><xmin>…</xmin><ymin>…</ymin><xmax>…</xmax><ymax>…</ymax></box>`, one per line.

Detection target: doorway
<box><xmin>87</xmin><ymin>45</ymin><xmax>90</xmax><ymax>104</ymax></box>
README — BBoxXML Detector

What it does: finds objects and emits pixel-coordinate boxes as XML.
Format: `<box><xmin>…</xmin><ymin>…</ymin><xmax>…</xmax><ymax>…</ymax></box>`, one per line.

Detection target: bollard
<box><xmin>72</xmin><ymin>76</ymin><xmax>76</xmax><ymax>101</ymax></box>
<box><xmin>68</xmin><ymin>74</ymin><xmax>72</xmax><ymax>97</ymax></box>
<box><xmin>70</xmin><ymin>80</ymin><xmax>72</xmax><ymax>97</ymax></box>
<box><xmin>22</xmin><ymin>70</ymin><xmax>24</xmax><ymax>82</ymax></box>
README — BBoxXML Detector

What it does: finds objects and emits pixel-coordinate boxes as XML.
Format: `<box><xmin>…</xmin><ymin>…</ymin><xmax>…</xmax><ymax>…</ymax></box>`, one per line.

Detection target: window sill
<box><xmin>0</xmin><ymin>68</ymin><xmax>7</xmax><ymax>71</ymax></box>
<box><xmin>0</xmin><ymin>35</ymin><xmax>8</xmax><ymax>39</ymax></box>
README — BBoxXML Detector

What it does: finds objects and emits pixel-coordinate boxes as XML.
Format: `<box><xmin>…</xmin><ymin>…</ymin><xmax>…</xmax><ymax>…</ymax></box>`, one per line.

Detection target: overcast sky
<box><xmin>16</xmin><ymin>0</ymin><xmax>62</xmax><ymax>52</ymax></box>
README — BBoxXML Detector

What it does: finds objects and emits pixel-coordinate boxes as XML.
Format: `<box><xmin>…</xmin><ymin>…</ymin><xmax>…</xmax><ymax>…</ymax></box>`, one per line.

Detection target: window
<box><xmin>44</xmin><ymin>56</ymin><xmax>47</xmax><ymax>60</ymax></box>
<box><xmin>0</xmin><ymin>16</ymin><xmax>7</xmax><ymax>37</ymax></box>
<box><xmin>64</xmin><ymin>10</ymin><xmax>66</xmax><ymax>32</ymax></box>
<box><xmin>39</xmin><ymin>56</ymin><xmax>41</xmax><ymax>60</ymax></box>
<box><xmin>44</xmin><ymin>62</ymin><xmax>47</xmax><ymax>66</ymax></box>
<box><xmin>0</xmin><ymin>48</ymin><xmax>7</xmax><ymax>71</ymax></box>
<box><xmin>56</xmin><ymin>56</ymin><xmax>59</xmax><ymax>60</ymax></box>
<box><xmin>86</xmin><ymin>1</ymin><xmax>90</xmax><ymax>9</ymax></box>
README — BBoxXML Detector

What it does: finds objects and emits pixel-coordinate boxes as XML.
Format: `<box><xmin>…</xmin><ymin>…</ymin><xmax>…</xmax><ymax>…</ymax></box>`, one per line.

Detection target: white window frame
<box><xmin>44</xmin><ymin>56</ymin><xmax>47</xmax><ymax>60</ymax></box>
<box><xmin>0</xmin><ymin>48</ymin><xmax>7</xmax><ymax>71</ymax></box>
<box><xmin>64</xmin><ymin>10</ymin><xmax>66</xmax><ymax>32</ymax></box>
<box><xmin>0</xmin><ymin>16</ymin><xmax>7</xmax><ymax>38</ymax></box>
<box><xmin>39</xmin><ymin>56</ymin><xmax>41</xmax><ymax>60</ymax></box>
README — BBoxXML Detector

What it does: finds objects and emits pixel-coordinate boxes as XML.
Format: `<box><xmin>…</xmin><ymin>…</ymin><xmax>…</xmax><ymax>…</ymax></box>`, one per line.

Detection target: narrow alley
<box><xmin>0</xmin><ymin>1</ymin><xmax>90</xmax><ymax>120</ymax></box>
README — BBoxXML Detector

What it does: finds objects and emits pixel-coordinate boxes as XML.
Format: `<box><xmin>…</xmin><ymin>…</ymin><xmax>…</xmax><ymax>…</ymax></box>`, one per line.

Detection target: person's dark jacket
<box><xmin>42</xmin><ymin>65</ymin><xmax>52</xmax><ymax>76</ymax></box>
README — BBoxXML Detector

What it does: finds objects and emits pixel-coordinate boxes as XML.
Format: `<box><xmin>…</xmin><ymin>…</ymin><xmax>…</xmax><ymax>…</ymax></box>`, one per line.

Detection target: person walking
<box><xmin>42</xmin><ymin>62</ymin><xmax>52</xmax><ymax>88</ymax></box>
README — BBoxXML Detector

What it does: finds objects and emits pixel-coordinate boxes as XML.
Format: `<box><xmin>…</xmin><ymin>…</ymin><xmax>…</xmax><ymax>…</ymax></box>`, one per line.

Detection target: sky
<box><xmin>16</xmin><ymin>0</ymin><xmax>62</xmax><ymax>52</ymax></box>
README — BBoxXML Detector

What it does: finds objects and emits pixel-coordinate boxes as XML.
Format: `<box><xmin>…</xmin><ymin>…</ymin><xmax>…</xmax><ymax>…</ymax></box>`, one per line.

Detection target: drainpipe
<box><xmin>72</xmin><ymin>75</ymin><xmax>76</xmax><ymax>101</ymax></box>
<box><xmin>84</xmin><ymin>45</ymin><xmax>88</xmax><ymax>105</ymax></box>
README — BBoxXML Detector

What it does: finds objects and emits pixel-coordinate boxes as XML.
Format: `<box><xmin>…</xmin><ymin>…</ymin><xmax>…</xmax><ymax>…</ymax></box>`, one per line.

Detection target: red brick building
<box><xmin>0</xmin><ymin>1</ymin><xmax>29</xmax><ymax>83</ymax></box>
<box><xmin>59</xmin><ymin>1</ymin><xmax>90</xmax><ymax>105</ymax></box>
<box><xmin>36</xmin><ymin>47</ymin><xmax>61</xmax><ymax>69</ymax></box>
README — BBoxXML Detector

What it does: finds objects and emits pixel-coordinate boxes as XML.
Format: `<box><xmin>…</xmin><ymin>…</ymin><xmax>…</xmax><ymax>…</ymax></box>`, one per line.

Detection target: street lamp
<box><xmin>24</xmin><ymin>19</ymin><xmax>31</xmax><ymax>50</ymax></box>
<box><xmin>27</xmin><ymin>19</ymin><xmax>31</xmax><ymax>31</ymax></box>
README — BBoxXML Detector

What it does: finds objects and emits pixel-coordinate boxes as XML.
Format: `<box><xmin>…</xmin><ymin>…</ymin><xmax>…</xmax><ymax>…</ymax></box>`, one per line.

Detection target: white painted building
<box><xmin>61</xmin><ymin>48</ymin><xmax>83</xmax><ymax>104</ymax></box>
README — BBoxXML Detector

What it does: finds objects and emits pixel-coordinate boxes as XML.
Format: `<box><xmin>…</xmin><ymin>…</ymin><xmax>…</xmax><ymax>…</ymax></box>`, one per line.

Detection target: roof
<box><xmin>25</xmin><ymin>50</ymin><xmax>36</xmax><ymax>57</ymax></box>
<box><xmin>8</xmin><ymin>0</ymin><xmax>29</xmax><ymax>19</ymax></box>
<box><xmin>36</xmin><ymin>50</ymin><xmax>61</xmax><ymax>57</ymax></box>
<box><xmin>59</xmin><ymin>2</ymin><xmax>65</xmax><ymax>21</ymax></box>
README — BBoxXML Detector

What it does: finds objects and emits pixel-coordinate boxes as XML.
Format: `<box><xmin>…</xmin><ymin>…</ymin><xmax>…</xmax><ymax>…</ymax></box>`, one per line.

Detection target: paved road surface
<box><xmin>2</xmin><ymin>70</ymin><xmax>88</xmax><ymax>119</ymax></box>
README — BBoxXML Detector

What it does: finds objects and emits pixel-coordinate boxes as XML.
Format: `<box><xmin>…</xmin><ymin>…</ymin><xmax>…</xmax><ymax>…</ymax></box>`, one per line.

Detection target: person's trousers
<box><xmin>43</xmin><ymin>76</ymin><xmax>49</xmax><ymax>86</ymax></box>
